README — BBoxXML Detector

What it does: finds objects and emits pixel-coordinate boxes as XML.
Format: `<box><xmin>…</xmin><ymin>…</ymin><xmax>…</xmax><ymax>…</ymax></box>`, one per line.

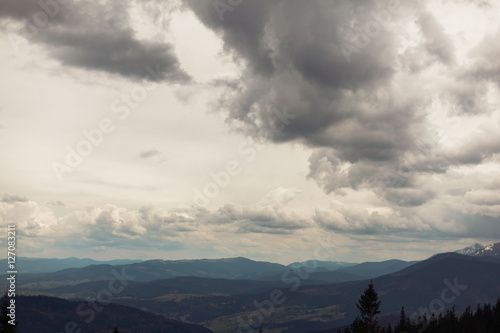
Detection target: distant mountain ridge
<box><xmin>0</xmin><ymin>257</ymin><xmax>289</xmax><ymax>289</ymax></box>
<box><xmin>5</xmin><ymin>257</ymin><xmax>420</xmax><ymax>291</ymax></box>
<box><xmin>455</xmin><ymin>242</ymin><xmax>500</xmax><ymax>256</ymax></box>
<box><xmin>0</xmin><ymin>257</ymin><xmax>142</xmax><ymax>273</ymax></box>
<box><xmin>288</xmin><ymin>260</ymin><xmax>357</xmax><ymax>271</ymax></box>
<box><xmin>334</xmin><ymin>259</ymin><xmax>419</xmax><ymax>278</ymax></box>
<box><xmin>6</xmin><ymin>242</ymin><xmax>498</xmax><ymax>291</ymax></box>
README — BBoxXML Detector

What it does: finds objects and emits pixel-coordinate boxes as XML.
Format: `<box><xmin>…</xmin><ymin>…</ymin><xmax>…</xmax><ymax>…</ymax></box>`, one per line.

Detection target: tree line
<box><xmin>340</xmin><ymin>281</ymin><xmax>500</xmax><ymax>333</ymax></box>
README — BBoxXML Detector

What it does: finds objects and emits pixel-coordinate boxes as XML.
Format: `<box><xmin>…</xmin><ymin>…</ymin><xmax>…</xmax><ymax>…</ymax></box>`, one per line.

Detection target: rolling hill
<box><xmin>14</xmin><ymin>295</ymin><xmax>213</xmax><ymax>333</ymax></box>
<box><xmin>26</xmin><ymin>275</ymin><xmax>327</xmax><ymax>299</ymax></box>
<box><xmin>334</xmin><ymin>259</ymin><xmax>419</xmax><ymax>278</ymax></box>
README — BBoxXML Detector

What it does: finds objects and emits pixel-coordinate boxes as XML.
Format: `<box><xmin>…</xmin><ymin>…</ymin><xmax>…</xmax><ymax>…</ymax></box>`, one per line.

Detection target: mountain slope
<box><xmin>30</xmin><ymin>276</ymin><xmax>326</xmax><ymax>299</ymax></box>
<box><xmin>262</xmin><ymin>269</ymin><xmax>365</xmax><ymax>284</ymax></box>
<box><xmin>15</xmin><ymin>295</ymin><xmax>213</xmax><ymax>333</ymax></box>
<box><xmin>334</xmin><ymin>259</ymin><xmax>419</xmax><ymax>278</ymax></box>
<box><xmin>307</xmin><ymin>270</ymin><xmax>366</xmax><ymax>283</ymax></box>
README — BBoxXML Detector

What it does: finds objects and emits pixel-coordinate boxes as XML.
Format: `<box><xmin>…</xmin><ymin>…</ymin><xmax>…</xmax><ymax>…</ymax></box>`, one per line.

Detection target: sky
<box><xmin>0</xmin><ymin>0</ymin><xmax>499</xmax><ymax>265</ymax></box>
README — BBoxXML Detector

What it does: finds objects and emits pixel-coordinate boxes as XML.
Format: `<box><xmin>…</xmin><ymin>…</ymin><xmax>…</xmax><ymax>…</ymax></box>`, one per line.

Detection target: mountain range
<box><xmin>3</xmin><ymin>256</ymin><xmax>423</xmax><ymax>290</ymax></box>
<box><xmin>4</xmin><ymin>242</ymin><xmax>499</xmax><ymax>332</ymax></box>
<box><xmin>14</xmin><ymin>252</ymin><xmax>499</xmax><ymax>333</ymax></box>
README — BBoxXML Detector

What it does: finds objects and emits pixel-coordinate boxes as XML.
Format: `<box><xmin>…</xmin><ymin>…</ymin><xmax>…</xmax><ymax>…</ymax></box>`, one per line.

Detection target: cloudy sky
<box><xmin>1</xmin><ymin>0</ymin><xmax>499</xmax><ymax>264</ymax></box>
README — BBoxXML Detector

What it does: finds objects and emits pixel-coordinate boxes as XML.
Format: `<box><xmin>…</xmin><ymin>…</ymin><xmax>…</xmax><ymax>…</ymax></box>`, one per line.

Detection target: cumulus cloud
<box><xmin>314</xmin><ymin>205</ymin><xmax>431</xmax><ymax>235</ymax></box>
<box><xmin>0</xmin><ymin>193</ymin><xmax>312</xmax><ymax>254</ymax></box>
<box><xmin>0</xmin><ymin>197</ymin><xmax>60</xmax><ymax>237</ymax></box>
<box><xmin>206</xmin><ymin>204</ymin><xmax>309</xmax><ymax>234</ymax></box>
<box><xmin>463</xmin><ymin>189</ymin><xmax>500</xmax><ymax>217</ymax></box>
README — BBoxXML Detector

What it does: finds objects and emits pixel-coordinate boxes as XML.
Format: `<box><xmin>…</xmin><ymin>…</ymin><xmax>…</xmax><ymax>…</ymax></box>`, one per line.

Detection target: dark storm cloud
<box><xmin>185</xmin><ymin>0</ymin><xmax>500</xmax><ymax>211</ymax></box>
<box><xmin>0</xmin><ymin>0</ymin><xmax>45</xmax><ymax>20</ymax></box>
<box><xmin>185</xmin><ymin>0</ymin><xmax>427</xmax><ymax>196</ymax></box>
<box><xmin>186</xmin><ymin>0</ymin><xmax>406</xmax><ymax>142</ymax></box>
<box><xmin>183</xmin><ymin>0</ymin><xmax>277</xmax><ymax>76</ymax></box>
<box><xmin>1</xmin><ymin>0</ymin><xmax>190</xmax><ymax>82</ymax></box>
<box><xmin>47</xmin><ymin>30</ymin><xmax>188</xmax><ymax>82</ymax></box>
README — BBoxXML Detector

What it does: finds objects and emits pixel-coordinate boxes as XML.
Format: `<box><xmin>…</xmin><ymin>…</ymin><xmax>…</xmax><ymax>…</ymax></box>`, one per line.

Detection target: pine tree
<box><xmin>351</xmin><ymin>281</ymin><xmax>381</xmax><ymax>333</ymax></box>
<box><xmin>494</xmin><ymin>298</ymin><xmax>500</xmax><ymax>332</ymax></box>
<box><xmin>113</xmin><ymin>327</ymin><xmax>119</xmax><ymax>333</ymax></box>
<box><xmin>350</xmin><ymin>317</ymin><xmax>366</xmax><ymax>333</ymax></box>
<box><xmin>378</xmin><ymin>299</ymin><xmax>500</xmax><ymax>333</ymax></box>
<box><xmin>399</xmin><ymin>306</ymin><xmax>407</xmax><ymax>332</ymax></box>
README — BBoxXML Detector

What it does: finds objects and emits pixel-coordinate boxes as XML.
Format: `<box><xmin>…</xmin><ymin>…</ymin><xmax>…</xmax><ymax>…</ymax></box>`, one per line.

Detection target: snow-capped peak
<box><xmin>455</xmin><ymin>242</ymin><xmax>500</xmax><ymax>257</ymax></box>
<box><xmin>455</xmin><ymin>243</ymin><xmax>484</xmax><ymax>255</ymax></box>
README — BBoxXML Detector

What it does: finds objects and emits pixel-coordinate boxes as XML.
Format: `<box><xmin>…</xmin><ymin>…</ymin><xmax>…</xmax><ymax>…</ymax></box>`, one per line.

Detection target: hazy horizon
<box><xmin>4</xmin><ymin>240</ymin><xmax>494</xmax><ymax>265</ymax></box>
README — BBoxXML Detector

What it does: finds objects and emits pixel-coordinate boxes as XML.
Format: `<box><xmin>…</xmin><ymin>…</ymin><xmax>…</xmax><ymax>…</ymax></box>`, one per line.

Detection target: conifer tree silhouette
<box><xmin>0</xmin><ymin>293</ymin><xmax>16</xmax><ymax>333</ymax></box>
<box><xmin>350</xmin><ymin>281</ymin><xmax>381</xmax><ymax>333</ymax></box>
<box><xmin>398</xmin><ymin>306</ymin><xmax>407</xmax><ymax>332</ymax></box>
